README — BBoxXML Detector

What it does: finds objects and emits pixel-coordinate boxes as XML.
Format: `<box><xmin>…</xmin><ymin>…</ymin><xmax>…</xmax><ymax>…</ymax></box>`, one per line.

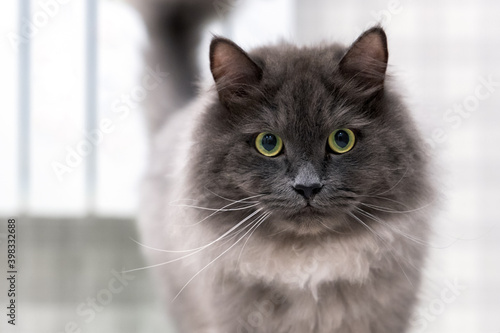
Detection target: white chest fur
<box><xmin>220</xmin><ymin>224</ymin><xmax>395</xmax><ymax>299</ymax></box>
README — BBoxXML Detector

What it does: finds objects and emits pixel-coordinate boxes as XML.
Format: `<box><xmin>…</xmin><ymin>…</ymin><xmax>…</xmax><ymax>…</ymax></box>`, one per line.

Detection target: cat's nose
<box><xmin>294</xmin><ymin>183</ymin><xmax>323</xmax><ymax>200</ymax></box>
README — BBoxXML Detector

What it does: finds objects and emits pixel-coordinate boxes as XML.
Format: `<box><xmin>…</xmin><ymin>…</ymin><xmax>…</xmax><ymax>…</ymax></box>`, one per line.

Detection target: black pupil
<box><xmin>262</xmin><ymin>134</ymin><xmax>277</xmax><ymax>151</ymax></box>
<box><xmin>334</xmin><ymin>130</ymin><xmax>350</xmax><ymax>148</ymax></box>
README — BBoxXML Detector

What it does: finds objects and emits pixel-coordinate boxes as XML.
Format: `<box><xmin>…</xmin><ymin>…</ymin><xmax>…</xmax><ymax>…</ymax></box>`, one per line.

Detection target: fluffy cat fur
<box><xmin>131</xmin><ymin>1</ymin><xmax>434</xmax><ymax>332</ymax></box>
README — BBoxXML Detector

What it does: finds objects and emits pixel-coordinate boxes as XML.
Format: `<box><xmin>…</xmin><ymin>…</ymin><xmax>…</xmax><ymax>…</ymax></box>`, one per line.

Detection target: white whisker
<box><xmin>124</xmin><ymin>208</ymin><xmax>263</xmax><ymax>272</ymax></box>
<box><xmin>356</xmin><ymin>194</ymin><xmax>413</xmax><ymax>209</ymax></box>
<box><xmin>170</xmin><ymin>203</ymin><xmax>259</xmax><ymax>212</ymax></box>
<box><xmin>237</xmin><ymin>212</ymin><xmax>271</xmax><ymax>264</ymax></box>
<box><xmin>360</xmin><ymin>202</ymin><xmax>434</xmax><ymax>214</ymax></box>
<box><xmin>267</xmin><ymin>226</ymin><xmax>293</xmax><ymax>237</ymax></box>
<box><xmin>203</xmin><ymin>187</ymin><xmax>260</xmax><ymax>204</ymax></box>
<box><xmin>210</xmin><ymin>211</ymin><xmax>267</xmax><ymax>250</ymax></box>
<box><xmin>170</xmin><ymin>194</ymin><xmax>263</xmax><ymax>209</ymax></box>
<box><xmin>318</xmin><ymin>220</ymin><xmax>349</xmax><ymax>234</ymax></box>
<box><xmin>348</xmin><ymin>211</ymin><xmax>415</xmax><ymax>288</ymax></box>
<box><xmin>172</xmin><ymin>194</ymin><xmax>263</xmax><ymax>227</ymax></box>
<box><xmin>375</xmin><ymin>164</ymin><xmax>409</xmax><ymax>196</ymax></box>
<box><xmin>172</xmin><ymin>214</ymin><xmax>266</xmax><ymax>302</ymax></box>
<box><xmin>354</xmin><ymin>206</ymin><xmax>459</xmax><ymax>249</ymax></box>
<box><xmin>354</xmin><ymin>207</ymin><xmax>427</xmax><ymax>246</ymax></box>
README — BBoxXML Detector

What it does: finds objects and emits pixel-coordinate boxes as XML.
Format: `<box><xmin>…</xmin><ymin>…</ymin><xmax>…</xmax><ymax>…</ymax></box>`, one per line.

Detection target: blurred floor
<box><xmin>0</xmin><ymin>217</ymin><xmax>174</xmax><ymax>333</ymax></box>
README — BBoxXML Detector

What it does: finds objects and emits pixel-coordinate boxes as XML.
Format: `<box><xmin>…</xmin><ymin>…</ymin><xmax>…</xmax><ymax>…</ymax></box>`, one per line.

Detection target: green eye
<box><xmin>255</xmin><ymin>132</ymin><xmax>283</xmax><ymax>157</ymax></box>
<box><xmin>328</xmin><ymin>128</ymin><xmax>356</xmax><ymax>154</ymax></box>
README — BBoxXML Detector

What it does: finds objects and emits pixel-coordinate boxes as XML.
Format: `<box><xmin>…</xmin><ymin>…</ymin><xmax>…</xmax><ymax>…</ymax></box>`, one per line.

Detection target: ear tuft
<box><xmin>209</xmin><ymin>37</ymin><xmax>262</xmax><ymax>105</ymax></box>
<box><xmin>339</xmin><ymin>27</ymin><xmax>388</xmax><ymax>91</ymax></box>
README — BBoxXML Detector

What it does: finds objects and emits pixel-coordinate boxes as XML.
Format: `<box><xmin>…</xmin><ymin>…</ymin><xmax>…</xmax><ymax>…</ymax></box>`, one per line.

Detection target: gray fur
<box><xmin>135</xmin><ymin>2</ymin><xmax>434</xmax><ymax>332</ymax></box>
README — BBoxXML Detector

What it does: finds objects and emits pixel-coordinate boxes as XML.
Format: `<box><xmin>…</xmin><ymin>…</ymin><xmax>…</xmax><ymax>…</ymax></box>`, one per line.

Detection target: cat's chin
<box><xmin>268</xmin><ymin>207</ymin><xmax>347</xmax><ymax>237</ymax></box>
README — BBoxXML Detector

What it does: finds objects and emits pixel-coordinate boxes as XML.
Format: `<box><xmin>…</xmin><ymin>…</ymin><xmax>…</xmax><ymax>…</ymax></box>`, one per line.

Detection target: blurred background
<box><xmin>0</xmin><ymin>0</ymin><xmax>499</xmax><ymax>332</ymax></box>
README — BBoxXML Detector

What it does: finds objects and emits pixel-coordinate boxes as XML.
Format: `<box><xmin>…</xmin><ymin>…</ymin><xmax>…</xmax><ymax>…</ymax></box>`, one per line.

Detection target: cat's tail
<box><xmin>130</xmin><ymin>0</ymin><xmax>217</xmax><ymax>133</ymax></box>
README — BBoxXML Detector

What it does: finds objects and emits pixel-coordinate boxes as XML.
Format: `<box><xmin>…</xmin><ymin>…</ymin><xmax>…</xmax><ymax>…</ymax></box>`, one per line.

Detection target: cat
<box><xmin>131</xmin><ymin>1</ymin><xmax>434</xmax><ymax>332</ymax></box>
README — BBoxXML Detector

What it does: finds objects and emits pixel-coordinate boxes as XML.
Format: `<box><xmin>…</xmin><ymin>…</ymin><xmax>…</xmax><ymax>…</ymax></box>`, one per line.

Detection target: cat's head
<box><xmin>190</xmin><ymin>27</ymin><xmax>430</xmax><ymax>236</ymax></box>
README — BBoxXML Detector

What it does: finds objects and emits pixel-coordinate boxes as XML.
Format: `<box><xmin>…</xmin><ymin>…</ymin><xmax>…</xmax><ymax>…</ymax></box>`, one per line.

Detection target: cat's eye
<box><xmin>255</xmin><ymin>132</ymin><xmax>283</xmax><ymax>157</ymax></box>
<box><xmin>328</xmin><ymin>128</ymin><xmax>356</xmax><ymax>154</ymax></box>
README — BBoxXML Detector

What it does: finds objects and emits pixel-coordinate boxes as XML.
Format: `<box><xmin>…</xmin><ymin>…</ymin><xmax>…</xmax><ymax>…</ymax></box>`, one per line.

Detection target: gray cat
<box><xmin>131</xmin><ymin>1</ymin><xmax>434</xmax><ymax>332</ymax></box>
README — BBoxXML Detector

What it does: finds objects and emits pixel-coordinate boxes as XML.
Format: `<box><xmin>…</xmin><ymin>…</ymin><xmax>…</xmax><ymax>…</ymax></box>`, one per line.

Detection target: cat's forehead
<box><xmin>240</xmin><ymin>93</ymin><xmax>369</xmax><ymax>140</ymax></box>
<box><xmin>243</xmin><ymin>49</ymin><xmax>367</xmax><ymax>134</ymax></box>
<box><xmin>228</xmin><ymin>44</ymin><xmax>374</xmax><ymax>139</ymax></box>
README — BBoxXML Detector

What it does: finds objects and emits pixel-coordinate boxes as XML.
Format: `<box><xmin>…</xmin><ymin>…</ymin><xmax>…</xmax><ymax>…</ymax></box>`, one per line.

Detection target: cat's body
<box><xmin>133</xmin><ymin>1</ymin><xmax>433</xmax><ymax>332</ymax></box>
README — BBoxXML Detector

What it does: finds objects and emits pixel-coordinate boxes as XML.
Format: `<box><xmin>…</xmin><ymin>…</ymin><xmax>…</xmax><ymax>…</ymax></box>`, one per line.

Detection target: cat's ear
<box><xmin>339</xmin><ymin>27</ymin><xmax>388</xmax><ymax>92</ymax></box>
<box><xmin>210</xmin><ymin>37</ymin><xmax>263</xmax><ymax>106</ymax></box>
